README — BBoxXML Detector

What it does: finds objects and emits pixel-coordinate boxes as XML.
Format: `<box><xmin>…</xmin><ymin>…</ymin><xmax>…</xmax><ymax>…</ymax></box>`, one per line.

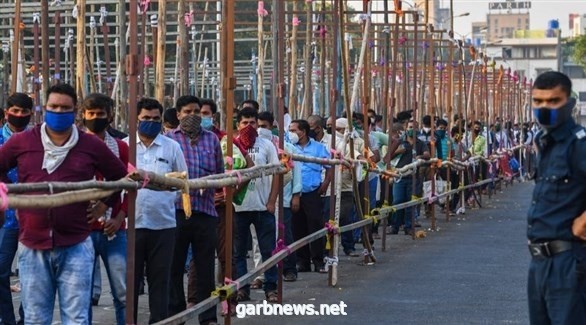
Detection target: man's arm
<box><xmin>266</xmin><ymin>142</ymin><xmax>280</xmax><ymax>214</ymax></box>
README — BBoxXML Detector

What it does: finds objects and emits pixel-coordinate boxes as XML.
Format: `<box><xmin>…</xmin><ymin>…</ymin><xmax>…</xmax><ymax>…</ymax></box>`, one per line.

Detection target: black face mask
<box><xmin>6</xmin><ymin>113</ymin><xmax>31</xmax><ymax>130</ymax></box>
<box><xmin>308</xmin><ymin>129</ymin><xmax>318</xmax><ymax>140</ymax></box>
<box><xmin>473</xmin><ymin>129</ymin><xmax>481</xmax><ymax>134</ymax></box>
<box><xmin>84</xmin><ymin>117</ymin><xmax>110</xmax><ymax>133</ymax></box>
<box><xmin>326</xmin><ymin>126</ymin><xmax>333</xmax><ymax>135</ymax></box>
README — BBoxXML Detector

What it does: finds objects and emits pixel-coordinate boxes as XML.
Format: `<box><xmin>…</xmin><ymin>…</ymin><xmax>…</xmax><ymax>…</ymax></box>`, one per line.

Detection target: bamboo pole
<box><xmin>76</xmin><ymin>0</ymin><xmax>87</xmax><ymax>99</ymax></box>
<box><xmin>256</xmin><ymin>1</ymin><xmax>266</xmax><ymax>106</ymax></box>
<box><xmin>32</xmin><ymin>12</ymin><xmax>41</xmax><ymax>123</ymax></box>
<box><xmin>10</xmin><ymin>0</ymin><xmax>21</xmax><ymax>94</ymax></box>
<box><xmin>288</xmin><ymin>0</ymin><xmax>299</xmax><ymax>118</ymax></box>
<box><xmin>301</xmin><ymin>1</ymin><xmax>313</xmax><ymax>118</ymax></box>
<box><xmin>89</xmin><ymin>16</ymin><xmax>97</xmax><ymax>93</ymax></box>
<box><xmin>100</xmin><ymin>5</ymin><xmax>113</xmax><ymax>95</ymax></box>
<box><xmin>117</xmin><ymin>0</ymin><xmax>127</xmax><ymax>128</ymax></box>
<box><xmin>155</xmin><ymin>0</ymin><xmax>167</xmax><ymax>103</ymax></box>
<box><xmin>41</xmin><ymin>0</ymin><xmax>50</xmax><ymax>96</ymax></box>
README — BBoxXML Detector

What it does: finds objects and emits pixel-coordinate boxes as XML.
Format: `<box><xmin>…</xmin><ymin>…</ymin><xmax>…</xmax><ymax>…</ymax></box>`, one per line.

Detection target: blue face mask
<box><xmin>138</xmin><ymin>120</ymin><xmax>162</xmax><ymax>138</ymax></box>
<box><xmin>201</xmin><ymin>116</ymin><xmax>213</xmax><ymax>130</ymax></box>
<box><xmin>436</xmin><ymin>129</ymin><xmax>446</xmax><ymax>139</ymax></box>
<box><xmin>45</xmin><ymin>110</ymin><xmax>75</xmax><ymax>132</ymax></box>
<box><xmin>533</xmin><ymin>97</ymin><xmax>575</xmax><ymax>129</ymax></box>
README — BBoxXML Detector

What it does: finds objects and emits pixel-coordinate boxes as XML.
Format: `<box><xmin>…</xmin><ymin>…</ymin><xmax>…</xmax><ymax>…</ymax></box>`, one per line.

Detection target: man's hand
<box><xmin>317</xmin><ymin>183</ymin><xmax>328</xmax><ymax>196</ymax></box>
<box><xmin>104</xmin><ymin>212</ymin><xmax>125</xmax><ymax>237</ymax></box>
<box><xmin>87</xmin><ymin>201</ymin><xmax>108</xmax><ymax>224</ymax></box>
<box><xmin>572</xmin><ymin>211</ymin><xmax>586</xmax><ymax>240</ymax></box>
<box><xmin>266</xmin><ymin>202</ymin><xmax>276</xmax><ymax>215</ymax></box>
<box><xmin>291</xmin><ymin>194</ymin><xmax>300</xmax><ymax>213</ymax></box>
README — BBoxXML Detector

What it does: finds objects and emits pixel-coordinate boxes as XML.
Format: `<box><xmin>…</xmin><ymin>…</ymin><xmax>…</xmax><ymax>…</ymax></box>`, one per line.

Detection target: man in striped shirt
<box><xmin>167</xmin><ymin>95</ymin><xmax>224</xmax><ymax>325</ymax></box>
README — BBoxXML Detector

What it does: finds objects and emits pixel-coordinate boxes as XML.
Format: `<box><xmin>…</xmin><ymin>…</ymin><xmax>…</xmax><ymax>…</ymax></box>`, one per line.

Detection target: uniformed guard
<box><xmin>527</xmin><ymin>71</ymin><xmax>586</xmax><ymax>324</ymax></box>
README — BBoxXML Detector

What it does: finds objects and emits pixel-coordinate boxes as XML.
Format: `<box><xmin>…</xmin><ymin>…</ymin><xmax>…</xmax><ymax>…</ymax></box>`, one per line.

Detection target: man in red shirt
<box><xmin>81</xmin><ymin>93</ymin><xmax>129</xmax><ymax>325</ymax></box>
<box><xmin>0</xmin><ymin>84</ymin><xmax>127</xmax><ymax>324</ymax></box>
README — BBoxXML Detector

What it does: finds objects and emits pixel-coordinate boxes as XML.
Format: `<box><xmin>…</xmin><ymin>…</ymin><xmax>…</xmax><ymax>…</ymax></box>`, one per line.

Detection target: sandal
<box><xmin>266</xmin><ymin>290</ymin><xmax>279</xmax><ymax>303</ymax></box>
<box><xmin>250</xmin><ymin>278</ymin><xmax>263</xmax><ymax>289</ymax></box>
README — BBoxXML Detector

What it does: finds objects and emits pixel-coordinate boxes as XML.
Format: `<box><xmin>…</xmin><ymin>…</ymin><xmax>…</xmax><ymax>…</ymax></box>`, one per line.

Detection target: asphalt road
<box><xmin>11</xmin><ymin>181</ymin><xmax>532</xmax><ymax>324</ymax></box>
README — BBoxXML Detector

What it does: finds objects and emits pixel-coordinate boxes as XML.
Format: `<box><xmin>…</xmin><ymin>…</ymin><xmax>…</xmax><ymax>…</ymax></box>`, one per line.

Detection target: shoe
<box><xmin>297</xmin><ymin>265</ymin><xmax>311</xmax><ymax>272</ymax></box>
<box><xmin>91</xmin><ymin>297</ymin><xmax>99</xmax><ymax>306</ymax></box>
<box><xmin>266</xmin><ymin>290</ymin><xmax>279</xmax><ymax>303</ymax></box>
<box><xmin>250</xmin><ymin>278</ymin><xmax>263</xmax><ymax>289</ymax></box>
<box><xmin>283</xmin><ymin>273</ymin><xmax>297</xmax><ymax>282</ymax></box>
<box><xmin>344</xmin><ymin>249</ymin><xmax>360</xmax><ymax>257</ymax></box>
<box><xmin>236</xmin><ymin>289</ymin><xmax>250</xmax><ymax>302</ymax></box>
<box><xmin>387</xmin><ymin>227</ymin><xmax>399</xmax><ymax>235</ymax></box>
<box><xmin>315</xmin><ymin>265</ymin><xmax>328</xmax><ymax>273</ymax></box>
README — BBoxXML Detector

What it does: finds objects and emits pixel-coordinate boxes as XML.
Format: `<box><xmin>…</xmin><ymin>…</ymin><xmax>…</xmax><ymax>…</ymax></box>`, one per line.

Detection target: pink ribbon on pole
<box><xmin>257</xmin><ymin>1</ymin><xmax>268</xmax><ymax>17</ymax></box>
<box><xmin>143</xmin><ymin>55</ymin><xmax>151</xmax><ymax>67</ymax></box>
<box><xmin>292</xmin><ymin>16</ymin><xmax>300</xmax><ymax>26</ymax></box>
<box><xmin>271</xmin><ymin>239</ymin><xmax>292</xmax><ymax>267</ymax></box>
<box><xmin>0</xmin><ymin>183</ymin><xmax>9</xmax><ymax>211</ymax></box>
<box><xmin>184</xmin><ymin>11</ymin><xmax>193</xmax><ymax>27</ymax></box>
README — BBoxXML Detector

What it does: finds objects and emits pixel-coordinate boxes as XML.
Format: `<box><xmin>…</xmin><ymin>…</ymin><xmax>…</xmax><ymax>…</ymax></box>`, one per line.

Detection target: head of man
<box><xmin>137</xmin><ymin>98</ymin><xmax>163</xmax><ymax>140</ymax></box>
<box><xmin>45</xmin><ymin>84</ymin><xmax>77</xmax><ymax>134</ymax></box>
<box><xmin>436</xmin><ymin>119</ymin><xmax>448</xmax><ymax>138</ymax></box>
<box><xmin>163</xmin><ymin>108</ymin><xmax>179</xmax><ymax>132</ymax></box>
<box><xmin>237</xmin><ymin>107</ymin><xmax>258</xmax><ymax>149</ymax></box>
<box><xmin>335</xmin><ymin>118</ymin><xmax>349</xmax><ymax>136</ymax></box>
<box><xmin>241</xmin><ymin>99</ymin><xmax>260</xmax><ymax>112</ymax></box>
<box><xmin>176</xmin><ymin>95</ymin><xmax>201</xmax><ymax>121</ymax></box>
<box><xmin>258</xmin><ymin>111</ymin><xmax>275</xmax><ymax>140</ymax></box>
<box><xmin>5</xmin><ymin>92</ymin><xmax>33</xmax><ymax>132</ymax></box>
<box><xmin>289</xmin><ymin>119</ymin><xmax>310</xmax><ymax>145</ymax></box>
<box><xmin>406</xmin><ymin>120</ymin><xmax>416</xmax><ymax>139</ymax></box>
<box><xmin>326</xmin><ymin>116</ymin><xmax>335</xmax><ymax>135</ymax></box>
<box><xmin>199</xmin><ymin>98</ymin><xmax>217</xmax><ymax>130</ymax></box>
<box><xmin>352</xmin><ymin>112</ymin><xmax>365</xmax><ymax>130</ymax></box>
<box><xmin>531</xmin><ymin>71</ymin><xmax>574</xmax><ymax>129</ymax></box>
<box><xmin>80</xmin><ymin>93</ymin><xmax>113</xmax><ymax>136</ymax></box>
<box><xmin>473</xmin><ymin>121</ymin><xmax>482</xmax><ymax>135</ymax></box>
<box><xmin>307</xmin><ymin>115</ymin><xmax>324</xmax><ymax>140</ymax></box>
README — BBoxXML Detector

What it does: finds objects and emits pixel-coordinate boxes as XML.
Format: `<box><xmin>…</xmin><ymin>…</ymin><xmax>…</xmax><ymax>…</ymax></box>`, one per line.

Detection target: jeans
<box><xmin>19</xmin><ymin>236</ymin><xmax>94</xmax><ymax>325</ymax></box>
<box><xmin>169</xmin><ymin>211</ymin><xmax>217</xmax><ymax>324</ymax></box>
<box><xmin>0</xmin><ymin>227</ymin><xmax>23</xmax><ymax>325</ymax></box>
<box><xmin>233</xmin><ymin>211</ymin><xmax>277</xmax><ymax>295</ymax></box>
<box><xmin>283</xmin><ymin>208</ymin><xmax>297</xmax><ymax>276</ymax></box>
<box><xmin>391</xmin><ymin>178</ymin><xmax>413</xmax><ymax>231</ymax></box>
<box><xmin>134</xmin><ymin>228</ymin><xmax>175</xmax><ymax>324</ymax></box>
<box><xmin>339</xmin><ymin>192</ymin><xmax>356</xmax><ymax>253</ymax></box>
<box><xmin>89</xmin><ymin>230</ymin><xmax>127</xmax><ymax>325</ymax></box>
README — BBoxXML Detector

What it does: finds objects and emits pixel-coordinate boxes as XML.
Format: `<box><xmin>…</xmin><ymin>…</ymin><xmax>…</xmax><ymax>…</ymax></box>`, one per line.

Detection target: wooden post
<box><xmin>256</xmin><ymin>1</ymin><xmax>266</xmax><ymax>107</ymax></box>
<box><xmin>155</xmin><ymin>0</ymin><xmax>167</xmax><ymax>103</ymax></box>
<box><xmin>54</xmin><ymin>9</ymin><xmax>62</xmax><ymax>86</ymax></box>
<box><xmin>178</xmin><ymin>0</ymin><xmax>189</xmax><ymax>96</ymax></box>
<box><xmin>33</xmin><ymin>12</ymin><xmax>41</xmax><ymax>122</ymax></box>
<box><xmin>301</xmin><ymin>1</ymin><xmax>313</xmax><ymax>117</ymax></box>
<box><xmin>89</xmin><ymin>16</ymin><xmax>97</xmax><ymax>93</ymax></box>
<box><xmin>10</xmin><ymin>0</ymin><xmax>21</xmax><ymax>94</ymax></box>
<box><xmin>76</xmin><ymin>0</ymin><xmax>87</xmax><ymax>100</ymax></box>
<box><xmin>100</xmin><ymin>5</ymin><xmax>113</xmax><ymax>95</ymax></box>
<box><xmin>41</xmin><ymin>0</ymin><xmax>50</xmax><ymax>97</ymax></box>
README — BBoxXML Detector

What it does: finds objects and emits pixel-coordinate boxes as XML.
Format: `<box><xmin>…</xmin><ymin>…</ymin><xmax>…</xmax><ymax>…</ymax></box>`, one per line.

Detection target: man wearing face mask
<box><xmin>80</xmin><ymin>93</ymin><xmax>129</xmax><ymax>325</ymax></box>
<box><xmin>0</xmin><ymin>92</ymin><xmax>31</xmax><ymax>325</ymax></box>
<box><xmin>166</xmin><ymin>95</ymin><xmax>224</xmax><ymax>324</ymax></box>
<box><xmin>290</xmin><ymin>119</ymin><xmax>333</xmax><ymax>272</ymax></box>
<box><xmin>125</xmin><ymin>98</ymin><xmax>187</xmax><ymax>323</ymax></box>
<box><xmin>527</xmin><ymin>71</ymin><xmax>586</xmax><ymax>324</ymax></box>
<box><xmin>0</xmin><ymin>84</ymin><xmax>128</xmax><ymax>324</ymax></box>
<box><xmin>232</xmin><ymin>107</ymin><xmax>280</xmax><ymax>303</ymax></box>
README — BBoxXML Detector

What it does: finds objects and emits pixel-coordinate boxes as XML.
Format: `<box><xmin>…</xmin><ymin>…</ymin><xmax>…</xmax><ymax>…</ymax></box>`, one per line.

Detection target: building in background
<box><xmin>570</xmin><ymin>14</ymin><xmax>586</xmax><ymax>37</ymax></box>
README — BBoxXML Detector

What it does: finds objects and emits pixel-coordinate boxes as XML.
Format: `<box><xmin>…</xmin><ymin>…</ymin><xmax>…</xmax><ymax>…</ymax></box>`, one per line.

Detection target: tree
<box><xmin>573</xmin><ymin>33</ymin><xmax>586</xmax><ymax>72</ymax></box>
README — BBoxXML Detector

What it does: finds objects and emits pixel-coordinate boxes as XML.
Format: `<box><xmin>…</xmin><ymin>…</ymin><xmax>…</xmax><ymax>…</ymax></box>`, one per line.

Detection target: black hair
<box><xmin>450</xmin><ymin>126</ymin><xmax>461</xmax><ymax>137</ymax></box>
<box><xmin>533</xmin><ymin>71</ymin><xmax>572</xmax><ymax>97</ymax></box>
<box><xmin>137</xmin><ymin>97</ymin><xmax>163</xmax><ymax>115</ymax></box>
<box><xmin>175</xmin><ymin>95</ymin><xmax>200</xmax><ymax>113</ymax></box>
<box><xmin>163</xmin><ymin>108</ymin><xmax>179</xmax><ymax>128</ymax></box>
<box><xmin>436</xmin><ymin>119</ymin><xmax>448</xmax><ymax>127</ymax></box>
<box><xmin>241</xmin><ymin>99</ymin><xmax>260</xmax><ymax>111</ymax></box>
<box><xmin>200</xmin><ymin>98</ymin><xmax>217</xmax><ymax>114</ymax></box>
<box><xmin>258</xmin><ymin>111</ymin><xmax>275</xmax><ymax>125</ymax></box>
<box><xmin>7</xmin><ymin>92</ymin><xmax>33</xmax><ymax>111</ymax></box>
<box><xmin>80</xmin><ymin>93</ymin><xmax>114</xmax><ymax>115</ymax></box>
<box><xmin>237</xmin><ymin>107</ymin><xmax>258</xmax><ymax>122</ymax></box>
<box><xmin>375</xmin><ymin>115</ymin><xmax>383</xmax><ymax>123</ymax></box>
<box><xmin>46</xmin><ymin>83</ymin><xmax>77</xmax><ymax>107</ymax></box>
<box><xmin>291</xmin><ymin>119</ymin><xmax>310</xmax><ymax>134</ymax></box>
<box><xmin>474</xmin><ymin>120</ymin><xmax>482</xmax><ymax>127</ymax></box>
<box><xmin>367</xmin><ymin>109</ymin><xmax>376</xmax><ymax>116</ymax></box>
<box><xmin>422</xmin><ymin>115</ymin><xmax>432</xmax><ymax>127</ymax></box>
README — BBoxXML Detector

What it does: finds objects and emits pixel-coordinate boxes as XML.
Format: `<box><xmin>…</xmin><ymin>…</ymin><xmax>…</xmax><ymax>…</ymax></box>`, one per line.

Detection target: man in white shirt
<box><xmin>124</xmin><ymin>98</ymin><xmax>188</xmax><ymax>323</ymax></box>
<box><xmin>233</xmin><ymin>107</ymin><xmax>280</xmax><ymax>303</ymax></box>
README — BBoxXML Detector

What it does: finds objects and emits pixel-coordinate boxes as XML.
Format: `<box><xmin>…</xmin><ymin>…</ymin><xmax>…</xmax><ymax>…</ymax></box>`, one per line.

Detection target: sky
<box><xmin>349</xmin><ymin>0</ymin><xmax>586</xmax><ymax>38</ymax></box>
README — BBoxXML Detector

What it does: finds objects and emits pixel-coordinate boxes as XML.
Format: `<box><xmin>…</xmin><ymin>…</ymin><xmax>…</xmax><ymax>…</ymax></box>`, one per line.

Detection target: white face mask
<box><xmin>287</xmin><ymin>131</ymin><xmax>299</xmax><ymax>145</ymax></box>
<box><xmin>423</xmin><ymin>127</ymin><xmax>431</xmax><ymax>133</ymax></box>
<box><xmin>257</xmin><ymin>127</ymin><xmax>273</xmax><ymax>140</ymax></box>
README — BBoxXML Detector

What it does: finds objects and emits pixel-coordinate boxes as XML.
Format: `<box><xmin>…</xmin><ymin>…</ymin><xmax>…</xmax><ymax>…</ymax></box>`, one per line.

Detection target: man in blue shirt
<box><xmin>0</xmin><ymin>93</ymin><xmax>31</xmax><ymax>325</ymax></box>
<box><xmin>528</xmin><ymin>71</ymin><xmax>586</xmax><ymax>324</ymax></box>
<box><xmin>289</xmin><ymin>119</ymin><xmax>332</xmax><ymax>273</ymax></box>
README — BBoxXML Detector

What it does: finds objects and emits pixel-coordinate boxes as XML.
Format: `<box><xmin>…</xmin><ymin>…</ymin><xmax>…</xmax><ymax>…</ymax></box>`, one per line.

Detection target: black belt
<box><xmin>528</xmin><ymin>240</ymin><xmax>577</xmax><ymax>258</ymax></box>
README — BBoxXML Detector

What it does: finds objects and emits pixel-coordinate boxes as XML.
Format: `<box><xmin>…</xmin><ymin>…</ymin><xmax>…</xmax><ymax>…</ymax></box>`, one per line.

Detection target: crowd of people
<box><xmin>0</xmin><ymin>84</ymin><xmax>540</xmax><ymax>324</ymax></box>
